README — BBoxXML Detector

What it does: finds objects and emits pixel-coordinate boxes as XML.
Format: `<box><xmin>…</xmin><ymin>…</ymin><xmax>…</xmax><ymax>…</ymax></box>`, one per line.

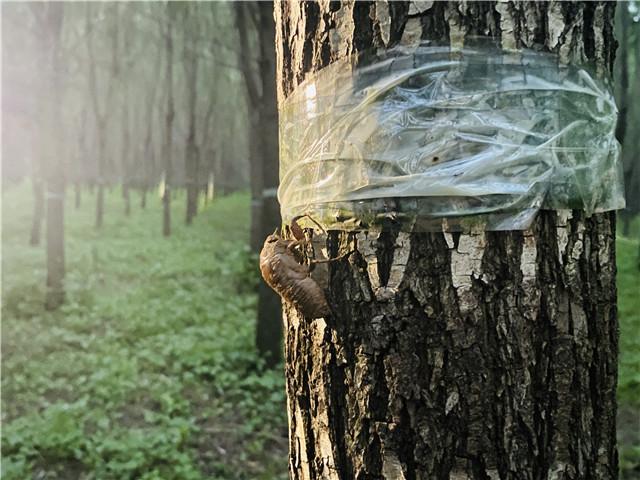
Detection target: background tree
<box><xmin>86</xmin><ymin>3</ymin><xmax>119</xmax><ymax>229</ymax></box>
<box><xmin>162</xmin><ymin>1</ymin><xmax>176</xmax><ymax>237</ymax></box>
<box><xmin>617</xmin><ymin>1</ymin><xmax>640</xmax><ymax>238</ymax></box>
<box><xmin>275</xmin><ymin>2</ymin><xmax>619</xmax><ymax>478</ymax></box>
<box><xmin>182</xmin><ymin>3</ymin><xmax>200</xmax><ymax>226</ymax></box>
<box><xmin>236</xmin><ymin>1</ymin><xmax>283</xmax><ymax>366</ymax></box>
<box><xmin>41</xmin><ymin>3</ymin><xmax>66</xmax><ymax>310</ymax></box>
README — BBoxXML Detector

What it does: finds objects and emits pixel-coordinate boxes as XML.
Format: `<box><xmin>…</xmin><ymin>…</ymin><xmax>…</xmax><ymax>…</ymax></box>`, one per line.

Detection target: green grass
<box><xmin>1</xmin><ymin>184</ymin><xmax>288</xmax><ymax>480</ymax></box>
<box><xmin>617</xmin><ymin>215</ymin><xmax>640</xmax><ymax>479</ymax></box>
<box><xmin>1</xmin><ymin>183</ymin><xmax>639</xmax><ymax>478</ymax></box>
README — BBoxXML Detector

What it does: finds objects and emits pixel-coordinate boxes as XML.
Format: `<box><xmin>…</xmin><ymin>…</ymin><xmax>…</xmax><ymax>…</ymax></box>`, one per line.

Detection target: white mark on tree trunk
<box><xmin>450</xmin><ymin>232</ymin><xmax>486</xmax><ymax>313</ymax></box>
<box><xmin>548</xmin><ymin>462</ymin><xmax>570</xmax><ymax>480</ymax></box>
<box><xmin>556</xmin><ymin>210</ymin><xmax>572</xmax><ymax>265</ymax></box>
<box><xmin>486</xmin><ymin>470</ymin><xmax>500</xmax><ymax>480</ymax></box>
<box><xmin>547</xmin><ymin>1</ymin><xmax>565</xmax><ymax>49</ymax></box>
<box><xmin>359</xmin><ymin>231</ymin><xmax>411</xmax><ymax>301</ymax></box>
<box><xmin>382</xmin><ymin>450</ymin><xmax>406</xmax><ymax>480</ymax></box>
<box><xmin>523</xmin><ymin>3</ymin><xmax>540</xmax><ymax>46</ymax></box>
<box><xmin>287</xmin><ymin>1</ymin><xmax>306</xmax><ymax>84</ymax></box>
<box><xmin>374</xmin><ymin>1</ymin><xmax>391</xmax><ymax>47</ymax></box>
<box><xmin>443</xmin><ymin>231</ymin><xmax>455</xmax><ymax>249</ymax></box>
<box><xmin>294</xmin><ymin>408</ymin><xmax>311</xmax><ymax>480</ymax></box>
<box><xmin>408</xmin><ymin>1</ymin><xmax>433</xmax><ymax>16</ymax></box>
<box><xmin>308</xmin><ymin>320</ymin><xmax>340</xmax><ymax>479</ymax></box>
<box><xmin>329</xmin><ymin>2</ymin><xmax>355</xmax><ymax>59</ymax></box>
<box><xmin>445</xmin><ymin>3</ymin><xmax>465</xmax><ymax>48</ymax></box>
<box><xmin>400</xmin><ymin>17</ymin><xmax>422</xmax><ymax>46</ymax></box>
<box><xmin>593</xmin><ymin>4</ymin><xmax>606</xmax><ymax>76</ymax></box>
<box><xmin>358</xmin><ymin>231</ymin><xmax>381</xmax><ymax>293</ymax></box>
<box><xmin>445</xmin><ymin>389</ymin><xmax>459</xmax><ymax>415</ymax></box>
<box><xmin>519</xmin><ymin>229</ymin><xmax>540</xmax><ymax>320</ymax></box>
<box><xmin>381</xmin><ymin>232</ymin><xmax>411</xmax><ymax>301</ymax></box>
<box><xmin>495</xmin><ymin>1</ymin><xmax>517</xmax><ymax>51</ymax></box>
<box><xmin>520</xmin><ymin>230</ymin><xmax>537</xmax><ymax>282</ymax></box>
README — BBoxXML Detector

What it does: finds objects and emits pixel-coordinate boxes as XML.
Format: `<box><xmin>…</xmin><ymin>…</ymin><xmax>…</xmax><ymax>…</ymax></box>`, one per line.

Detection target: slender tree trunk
<box><xmin>184</xmin><ymin>5</ymin><xmax>199</xmax><ymax>225</ymax></box>
<box><xmin>255</xmin><ymin>1</ymin><xmax>283</xmax><ymax>367</ymax></box>
<box><xmin>30</xmin><ymin>177</ymin><xmax>44</xmax><ymax>246</ymax></box>
<box><xmin>235</xmin><ymin>3</ymin><xmax>264</xmax><ymax>251</ymax></box>
<box><xmin>86</xmin><ymin>3</ymin><xmax>118</xmax><ymax>229</ymax></box>
<box><xmin>74</xmin><ymin>182</ymin><xmax>81</xmax><ymax>209</ymax></box>
<box><xmin>75</xmin><ymin>106</ymin><xmax>87</xmax><ymax>211</ymax></box>
<box><xmin>95</xmin><ymin>182</ymin><xmax>104</xmax><ymax>228</ymax></box>
<box><xmin>275</xmin><ymin>2</ymin><xmax>619</xmax><ymax>479</ymax></box>
<box><xmin>185</xmin><ymin>141</ymin><xmax>199</xmax><ymax>225</ymax></box>
<box><xmin>207</xmin><ymin>170</ymin><xmax>214</xmax><ymax>202</ymax></box>
<box><xmin>141</xmin><ymin>50</ymin><xmax>161</xmax><ymax>213</ymax></box>
<box><xmin>162</xmin><ymin>2</ymin><xmax>175</xmax><ymax>237</ymax></box>
<box><xmin>615</xmin><ymin>3</ymin><xmax>629</xmax><ymax>145</ymax></box>
<box><xmin>43</xmin><ymin>3</ymin><xmax>65</xmax><ymax>311</ymax></box>
<box><xmin>121</xmin><ymin>99</ymin><xmax>131</xmax><ymax>216</ymax></box>
<box><xmin>620</xmin><ymin>5</ymin><xmax>640</xmax><ymax>234</ymax></box>
<box><xmin>248</xmin><ymin>109</ymin><xmax>263</xmax><ymax>250</ymax></box>
<box><xmin>121</xmin><ymin>14</ymin><xmax>132</xmax><ymax>218</ymax></box>
<box><xmin>122</xmin><ymin>118</ymin><xmax>131</xmax><ymax>217</ymax></box>
<box><xmin>95</xmin><ymin>137</ymin><xmax>106</xmax><ymax>229</ymax></box>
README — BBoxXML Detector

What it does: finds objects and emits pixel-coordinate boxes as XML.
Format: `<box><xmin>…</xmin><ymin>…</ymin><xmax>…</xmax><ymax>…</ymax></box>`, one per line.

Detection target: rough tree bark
<box><xmin>275</xmin><ymin>2</ymin><xmax>619</xmax><ymax>479</ymax></box>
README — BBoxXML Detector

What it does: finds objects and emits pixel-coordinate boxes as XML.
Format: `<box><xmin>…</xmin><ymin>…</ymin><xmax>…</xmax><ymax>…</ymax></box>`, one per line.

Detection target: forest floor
<box><xmin>2</xmin><ymin>184</ymin><xmax>639</xmax><ymax>479</ymax></box>
<box><xmin>2</xmin><ymin>185</ymin><xmax>288</xmax><ymax>480</ymax></box>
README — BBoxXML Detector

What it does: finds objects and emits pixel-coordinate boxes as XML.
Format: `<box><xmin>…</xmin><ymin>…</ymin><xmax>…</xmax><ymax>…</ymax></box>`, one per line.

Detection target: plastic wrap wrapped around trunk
<box><xmin>278</xmin><ymin>44</ymin><xmax>624</xmax><ymax>231</ymax></box>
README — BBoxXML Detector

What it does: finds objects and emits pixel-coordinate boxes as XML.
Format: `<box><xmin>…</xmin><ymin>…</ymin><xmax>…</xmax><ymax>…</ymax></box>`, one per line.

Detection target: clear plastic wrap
<box><xmin>278</xmin><ymin>44</ymin><xmax>625</xmax><ymax>231</ymax></box>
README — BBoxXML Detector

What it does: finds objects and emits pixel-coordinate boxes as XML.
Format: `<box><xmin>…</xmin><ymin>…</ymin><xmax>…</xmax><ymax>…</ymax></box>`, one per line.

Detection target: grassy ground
<box><xmin>2</xmin><ymin>185</ymin><xmax>288</xmax><ymax>480</ymax></box>
<box><xmin>617</xmin><ymin>217</ymin><xmax>640</xmax><ymax>479</ymax></box>
<box><xmin>2</xmin><ymin>183</ymin><xmax>639</xmax><ymax>479</ymax></box>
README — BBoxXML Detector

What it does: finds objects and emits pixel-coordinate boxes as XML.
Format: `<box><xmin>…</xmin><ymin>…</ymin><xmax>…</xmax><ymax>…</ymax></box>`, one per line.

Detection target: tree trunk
<box><xmin>141</xmin><ymin>44</ymin><xmax>161</xmax><ymax>214</ymax></box>
<box><xmin>86</xmin><ymin>3</ymin><xmax>119</xmax><ymax>229</ymax></box>
<box><xmin>275</xmin><ymin>2</ymin><xmax>619</xmax><ymax>479</ymax></box>
<box><xmin>235</xmin><ymin>3</ymin><xmax>264</xmax><ymax>251</ymax></box>
<box><xmin>620</xmin><ymin>4</ymin><xmax>640</xmax><ymax>230</ymax></box>
<box><xmin>615</xmin><ymin>2</ymin><xmax>629</xmax><ymax>145</ymax></box>
<box><xmin>162</xmin><ymin>2</ymin><xmax>176</xmax><ymax>237</ymax></box>
<box><xmin>121</xmin><ymin>95</ymin><xmax>131</xmax><ymax>217</ymax></box>
<box><xmin>95</xmin><ymin>182</ymin><xmax>104</xmax><ymax>228</ymax></box>
<box><xmin>255</xmin><ymin>1</ymin><xmax>283</xmax><ymax>367</ymax></box>
<box><xmin>43</xmin><ymin>3</ymin><xmax>65</xmax><ymax>311</ymax></box>
<box><xmin>184</xmin><ymin>5</ymin><xmax>199</xmax><ymax>226</ymax></box>
<box><xmin>30</xmin><ymin>177</ymin><xmax>44</xmax><ymax>246</ymax></box>
<box><xmin>121</xmin><ymin>11</ymin><xmax>132</xmax><ymax>218</ymax></box>
<box><xmin>140</xmin><ymin>188</ymin><xmax>147</xmax><ymax>209</ymax></box>
<box><xmin>74</xmin><ymin>182</ymin><xmax>81</xmax><ymax>209</ymax></box>
<box><xmin>207</xmin><ymin>170</ymin><xmax>214</xmax><ymax>202</ymax></box>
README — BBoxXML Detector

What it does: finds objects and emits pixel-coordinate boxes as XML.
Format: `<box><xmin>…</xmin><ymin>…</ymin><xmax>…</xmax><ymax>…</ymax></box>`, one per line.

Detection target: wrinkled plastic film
<box><xmin>278</xmin><ymin>45</ymin><xmax>624</xmax><ymax>231</ymax></box>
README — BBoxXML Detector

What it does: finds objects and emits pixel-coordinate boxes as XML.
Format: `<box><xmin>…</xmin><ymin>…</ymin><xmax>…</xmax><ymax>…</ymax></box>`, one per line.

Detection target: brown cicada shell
<box><xmin>259</xmin><ymin>234</ymin><xmax>330</xmax><ymax>319</ymax></box>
